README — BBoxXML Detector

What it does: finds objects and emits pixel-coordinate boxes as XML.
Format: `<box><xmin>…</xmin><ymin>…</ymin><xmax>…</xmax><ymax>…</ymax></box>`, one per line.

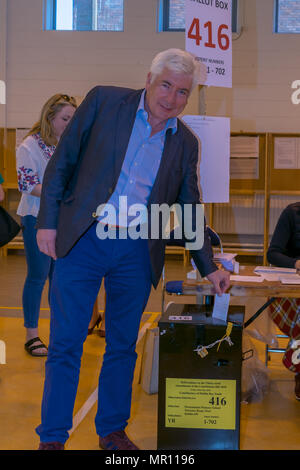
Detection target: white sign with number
<box><xmin>185</xmin><ymin>0</ymin><xmax>232</xmax><ymax>88</ymax></box>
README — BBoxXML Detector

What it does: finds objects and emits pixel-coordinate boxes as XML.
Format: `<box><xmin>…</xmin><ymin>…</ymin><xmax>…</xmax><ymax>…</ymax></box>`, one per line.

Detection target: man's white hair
<box><xmin>149</xmin><ymin>48</ymin><xmax>201</xmax><ymax>90</ymax></box>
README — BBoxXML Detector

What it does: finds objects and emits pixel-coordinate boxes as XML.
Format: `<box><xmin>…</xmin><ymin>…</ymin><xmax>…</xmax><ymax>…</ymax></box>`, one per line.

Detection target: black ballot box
<box><xmin>157</xmin><ymin>303</ymin><xmax>245</xmax><ymax>450</ymax></box>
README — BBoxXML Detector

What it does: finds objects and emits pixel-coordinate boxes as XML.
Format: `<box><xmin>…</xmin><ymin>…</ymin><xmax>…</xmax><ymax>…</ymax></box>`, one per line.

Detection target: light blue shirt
<box><xmin>98</xmin><ymin>90</ymin><xmax>177</xmax><ymax>226</ymax></box>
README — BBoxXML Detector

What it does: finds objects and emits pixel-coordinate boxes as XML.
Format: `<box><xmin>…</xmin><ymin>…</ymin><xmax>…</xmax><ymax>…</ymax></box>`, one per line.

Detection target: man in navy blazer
<box><xmin>36</xmin><ymin>48</ymin><xmax>230</xmax><ymax>450</ymax></box>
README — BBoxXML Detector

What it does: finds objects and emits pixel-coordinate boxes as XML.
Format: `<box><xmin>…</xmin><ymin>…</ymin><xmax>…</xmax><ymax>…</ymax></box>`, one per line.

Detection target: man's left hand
<box><xmin>206</xmin><ymin>269</ymin><xmax>230</xmax><ymax>296</ymax></box>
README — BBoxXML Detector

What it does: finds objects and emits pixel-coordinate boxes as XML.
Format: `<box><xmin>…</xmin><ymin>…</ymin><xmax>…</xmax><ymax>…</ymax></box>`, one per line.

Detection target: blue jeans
<box><xmin>21</xmin><ymin>215</ymin><xmax>54</xmax><ymax>328</ymax></box>
<box><xmin>36</xmin><ymin>223</ymin><xmax>152</xmax><ymax>443</ymax></box>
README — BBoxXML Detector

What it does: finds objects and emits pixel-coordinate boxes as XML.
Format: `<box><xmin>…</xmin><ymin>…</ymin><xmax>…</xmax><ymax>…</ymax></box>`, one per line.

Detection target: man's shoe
<box><xmin>99</xmin><ymin>430</ymin><xmax>139</xmax><ymax>450</ymax></box>
<box><xmin>38</xmin><ymin>441</ymin><xmax>64</xmax><ymax>450</ymax></box>
<box><xmin>295</xmin><ymin>373</ymin><xmax>300</xmax><ymax>400</ymax></box>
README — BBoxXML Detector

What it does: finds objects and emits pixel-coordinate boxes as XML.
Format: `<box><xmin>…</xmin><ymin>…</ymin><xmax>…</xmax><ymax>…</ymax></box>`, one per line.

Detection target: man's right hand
<box><xmin>37</xmin><ymin>229</ymin><xmax>57</xmax><ymax>260</ymax></box>
<box><xmin>206</xmin><ymin>269</ymin><xmax>230</xmax><ymax>296</ymax></box>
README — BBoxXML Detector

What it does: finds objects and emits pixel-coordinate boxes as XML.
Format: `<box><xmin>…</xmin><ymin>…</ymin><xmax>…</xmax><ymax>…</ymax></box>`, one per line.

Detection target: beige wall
<box><xmin>206</xmin><ymin>0</ymin><xmax>300</xmax><ymax>132</ymax></box>
<box><xmin>4</xmin><ymin>0</ymin><xmax>196</xmax><ymax>127</ymax></box>
<box><xmin>2</xmin><ymin>0</ymin><xmax>300</xmax><ymax>131</ymax></box>
<box><xmin>0</xmin><ymin>0</ymin><xmax>7</xmax><ymax>127</ymax></box>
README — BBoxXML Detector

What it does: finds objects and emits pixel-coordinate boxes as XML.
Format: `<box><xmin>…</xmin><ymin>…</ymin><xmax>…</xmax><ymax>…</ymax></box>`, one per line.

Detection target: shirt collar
<box><xmin>137</xmin><ymin>90</ymin><xmax>177</xmax><ymax>135</ymax></box>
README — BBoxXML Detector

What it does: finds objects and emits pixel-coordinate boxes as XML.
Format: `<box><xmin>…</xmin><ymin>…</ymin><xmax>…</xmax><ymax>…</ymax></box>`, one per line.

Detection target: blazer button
<box><xmin>108</xmin><ymin>187</ymin><xmax>112</xmax><ymax>194</ymax></box>
<box><xmin>92</xmin><ymin>212</ymin><xmax>97</xmax><ymax>218</ymax></box>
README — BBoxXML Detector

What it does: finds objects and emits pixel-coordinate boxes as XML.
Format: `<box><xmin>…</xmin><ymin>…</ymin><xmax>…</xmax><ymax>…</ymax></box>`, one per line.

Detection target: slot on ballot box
<box><xmin>157</xmin><ymin>303</ymin><xmax>245</xmax><ymax>450</ymax></box>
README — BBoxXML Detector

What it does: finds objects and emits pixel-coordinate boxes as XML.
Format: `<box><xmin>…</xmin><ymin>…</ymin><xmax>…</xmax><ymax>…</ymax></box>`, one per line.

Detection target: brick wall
<box><xmin>277</xmin><ymin>0</ymin><xmax>300</xmax><ymax>33</ymax></box>
<box><xmin>169</xmin><ymin>0</ymin><xmax>185</xmax><ymax>29</ymax></box>
<box><xmin>74</xmin><ymin>0</ymin><xmax>93</xmax><ymax>30</ymax></box>
<box><xmin>73</xmin><ymin>0</ymin><xmax>123</xmax><ymax>31</ymax></box>
<box><xmin>97</xmin><ymin>0</ymin><xmax>123</xmax><ymax>31</ymax></box>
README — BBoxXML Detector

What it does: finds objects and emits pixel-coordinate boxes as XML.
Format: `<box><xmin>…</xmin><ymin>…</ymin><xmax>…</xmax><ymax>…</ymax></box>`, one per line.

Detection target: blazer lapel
<box><xmin>148</xmin><ymin>130</ymin><xmax>181</xmax><ymax>204</ymax></box>
<box><xmin>112</xmin><ymin>89</ymin><xmax>143</xmax><ymax>184</ymax></box>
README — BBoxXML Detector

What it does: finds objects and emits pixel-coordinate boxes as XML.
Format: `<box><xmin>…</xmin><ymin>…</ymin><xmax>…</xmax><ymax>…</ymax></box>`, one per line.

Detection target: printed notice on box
<box><xmin>185</xmin><ymin>0</ymin><xmax>232</xmax><ymax>88</ymax></box>
<box><xmin>165</xmin><ymin>378</ymin><xmax>236</xmax><ymax>430</ymax></box>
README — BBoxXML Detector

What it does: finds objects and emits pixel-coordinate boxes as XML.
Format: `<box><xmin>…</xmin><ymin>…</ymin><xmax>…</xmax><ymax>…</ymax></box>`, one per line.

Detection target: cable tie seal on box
<box><xmin>194</xmin><ymin>322</ymin><xmax>234</xmax><ymax>357</ymax></box>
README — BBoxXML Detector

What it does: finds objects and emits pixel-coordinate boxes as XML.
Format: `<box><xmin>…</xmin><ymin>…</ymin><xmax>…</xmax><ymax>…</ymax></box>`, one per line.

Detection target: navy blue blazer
<box><xmin>37</xmin><ymin>86</ymin><xmax>217</xmax><ymax>287</ymax></box>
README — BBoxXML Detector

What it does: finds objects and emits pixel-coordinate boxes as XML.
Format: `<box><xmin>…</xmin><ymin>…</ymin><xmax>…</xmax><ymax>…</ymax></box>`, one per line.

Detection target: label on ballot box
<box><xmin>165</xmin><ymin>378</ymin><xmax>236</xmax><ymax>430</ymax></box>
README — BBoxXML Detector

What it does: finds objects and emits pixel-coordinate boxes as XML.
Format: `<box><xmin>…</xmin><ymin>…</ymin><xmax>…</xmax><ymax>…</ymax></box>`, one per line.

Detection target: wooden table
<box><xmin>182</xmin><ymin>265</ymin><xmax>300</xmax><ymax>299</ymax></box>
<box><xmin>164</xmin><ymin>265</ymin><xmax>296</xmax><ymax>363</ymax></box>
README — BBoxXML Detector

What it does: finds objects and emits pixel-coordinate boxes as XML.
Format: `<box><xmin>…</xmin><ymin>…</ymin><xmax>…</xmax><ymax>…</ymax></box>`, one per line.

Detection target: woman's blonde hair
<box><xmin>26</xmin><ymin>94</ymin><xmax>77</xmax><ymax>146</ymax></box>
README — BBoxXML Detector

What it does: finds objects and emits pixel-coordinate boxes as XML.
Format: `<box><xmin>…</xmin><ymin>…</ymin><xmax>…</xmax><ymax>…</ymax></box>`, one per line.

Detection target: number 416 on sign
<box><xmin>185</xmin><ymin>13</ymin><xmax>232</xmax><ymax>88</ymax></box>
<box><xmin>188</xmin><ymin>18</ymin><xmax>230</xmax><ymax>51</ymax></box>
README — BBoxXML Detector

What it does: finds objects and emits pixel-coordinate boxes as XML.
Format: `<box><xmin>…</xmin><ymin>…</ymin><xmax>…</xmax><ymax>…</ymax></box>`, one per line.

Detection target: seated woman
<box><xmin>267</xmin><ymin>202</ymin><xmax>300</xmax><ymax>400</ymax></box>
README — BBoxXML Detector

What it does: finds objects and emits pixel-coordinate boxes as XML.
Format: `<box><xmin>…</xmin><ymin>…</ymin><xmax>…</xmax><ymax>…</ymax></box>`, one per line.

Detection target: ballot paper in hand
<box><xmin>212</xmin><ymin>293</ymin><xmax>230</xmax><ymax>322</ymax></box>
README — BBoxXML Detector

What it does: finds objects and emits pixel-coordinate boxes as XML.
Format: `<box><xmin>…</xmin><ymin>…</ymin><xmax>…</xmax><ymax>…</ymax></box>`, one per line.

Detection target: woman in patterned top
<box><xmin>17</xmin><ymin>94</ymin><xmax>77</xmax><ymax>356</ymax></box>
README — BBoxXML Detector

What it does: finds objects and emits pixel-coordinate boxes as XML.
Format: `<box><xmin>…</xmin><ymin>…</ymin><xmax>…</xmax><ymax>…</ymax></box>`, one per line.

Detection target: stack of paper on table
<box><xmin>229</xmin><ymin>275</ymin><xmax>264</xmax><ymax>282</ymax></box>
<box><xmin>189</xmin><ymin>253</ymin><xmax>239</xmax><ymax>277</ymax></box>
<box><xmin>279</xmin><ymin>275</ymin><xmax>300</xmax><ymax>284</ymax></box>
<box><xmin>213</xmin><ymin>252</ymin><xmax>238</xmax><ymax>272</ymax></box>
<box><xmin>254</xmin><ymin>266</ymin><xmax>297</xmax><ymax>274</ymax></box>
<box><xmin>254</xmin><ymin>266</ymin><xmax>298</xmax><ymax>282</ymax></box>
<box><xmin>187</xmin><ymin>269</ymin><xmax>197</xmax><ymax>280</ymax></box>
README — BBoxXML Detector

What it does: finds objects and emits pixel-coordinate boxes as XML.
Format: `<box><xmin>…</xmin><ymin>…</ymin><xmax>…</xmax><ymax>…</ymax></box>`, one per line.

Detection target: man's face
<box><xmin>145</xmin><ymin>67</ymin><xmax>193</xmax><ymax>130</ymax></box>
